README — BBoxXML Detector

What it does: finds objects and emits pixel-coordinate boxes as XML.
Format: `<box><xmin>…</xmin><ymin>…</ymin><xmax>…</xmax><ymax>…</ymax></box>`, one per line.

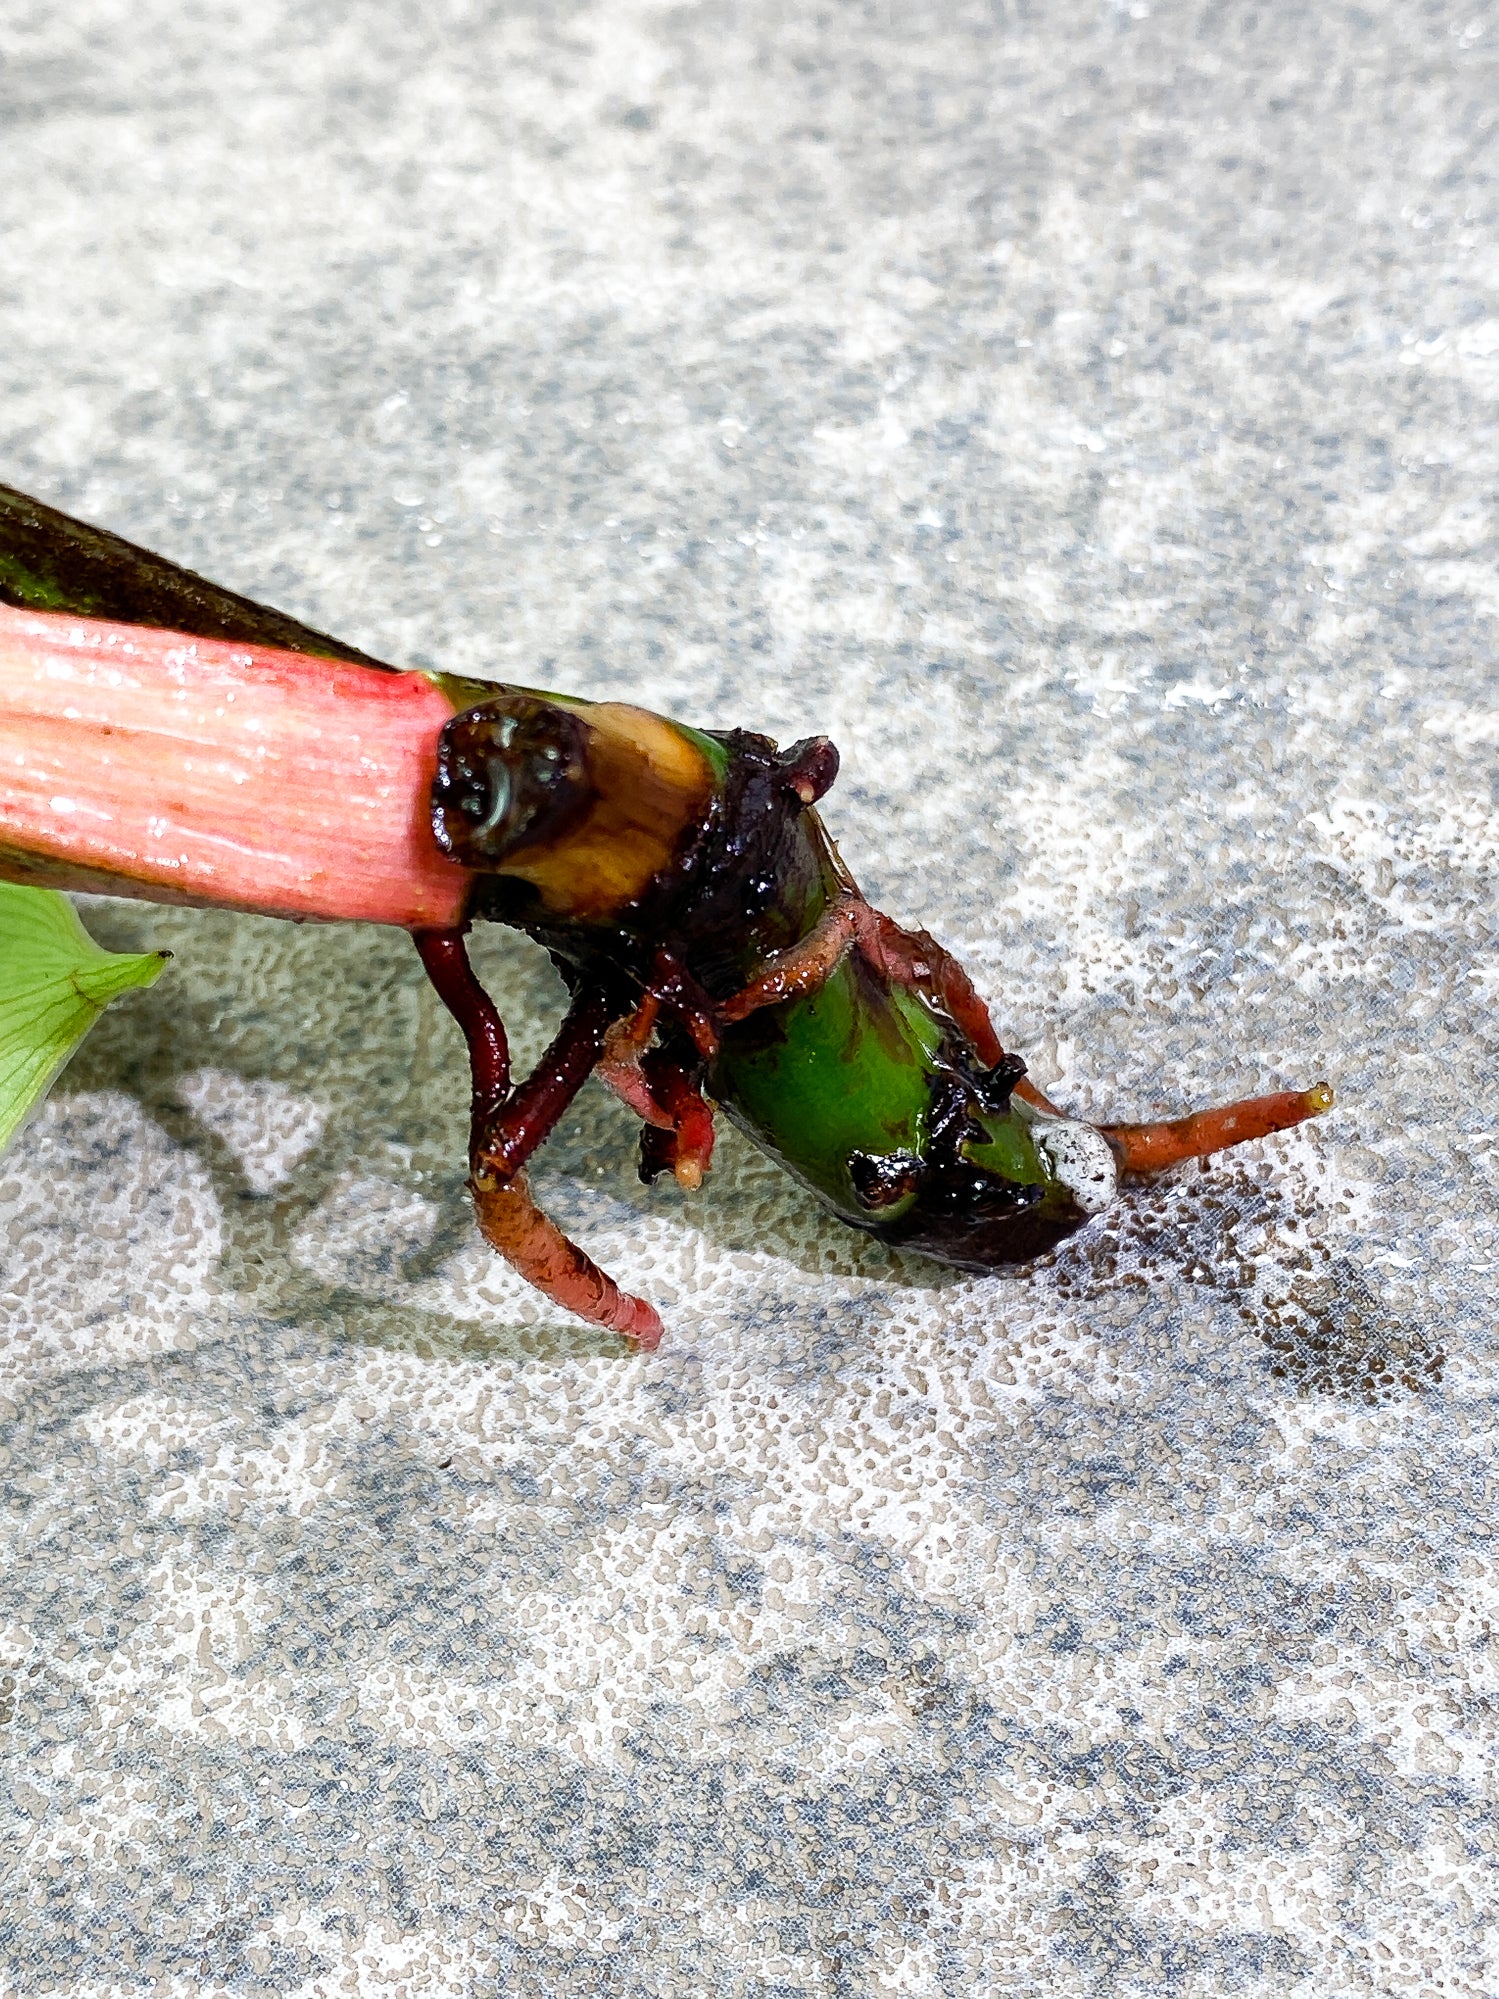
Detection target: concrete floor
<box><xmin>1</xmin><ymin>1</ymin><xmax>1495</xmax><ymax>1992</ymax></box>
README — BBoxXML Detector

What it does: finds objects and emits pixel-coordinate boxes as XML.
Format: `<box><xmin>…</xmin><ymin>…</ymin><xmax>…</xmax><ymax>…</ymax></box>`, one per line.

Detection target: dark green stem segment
<box><xmin>700</xmin><ymin>800</ymin><xmax>1086</xmax><ymax>1263</ymax></box>
<box><xmin>0</xmin><ymin>481</ymin><xmax>387</xmax><ymax>668</ymax></box>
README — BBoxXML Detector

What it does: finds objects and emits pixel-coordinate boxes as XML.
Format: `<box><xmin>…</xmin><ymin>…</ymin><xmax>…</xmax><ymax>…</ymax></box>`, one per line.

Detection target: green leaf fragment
<box><xmin>0</xmin><ymin>883</ymin><xmax>168</xmax><ymax>1154</ymax></box>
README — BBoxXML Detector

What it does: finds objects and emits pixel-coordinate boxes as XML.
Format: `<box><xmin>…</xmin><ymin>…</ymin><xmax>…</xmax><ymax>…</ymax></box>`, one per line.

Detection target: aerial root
<box><xmin>1099</xmin><ymin>1083</ymin><xmax>1335</xmax><ymax>1175</ymax></box>
<box><xmin>470</xmin><ymin>1171</ymin><xmax>664</xmax><ymax>1349</ymax></box>
<box><xmin>414</xmin><ymin>926</ymin><xmax>664</xmax><ymax>1346</ymax></box>
<box><xmin>719</xmin><ymin>893</ymin><xmax>1009</xmax><ymax>1074</ymax></box>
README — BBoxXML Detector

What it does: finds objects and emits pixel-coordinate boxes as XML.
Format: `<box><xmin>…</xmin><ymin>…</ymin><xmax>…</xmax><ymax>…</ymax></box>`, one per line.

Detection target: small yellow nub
<box><xmin>1305</xmin><ymin>1081</ymin><xmax>1335</xmax><ymax>1115</ymax></box>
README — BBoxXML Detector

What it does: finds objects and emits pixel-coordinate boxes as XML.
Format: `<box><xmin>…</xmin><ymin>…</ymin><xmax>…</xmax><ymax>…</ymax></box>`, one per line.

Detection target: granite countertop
<box><xmin>1</xmin><ymin>1</ymin><xmax>1496</xmax><ymax>1993</ymax></box>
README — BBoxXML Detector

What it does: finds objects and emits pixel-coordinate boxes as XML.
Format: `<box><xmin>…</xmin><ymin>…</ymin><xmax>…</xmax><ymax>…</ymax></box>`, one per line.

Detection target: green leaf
<box><xmin>0</xmin><ymin>883</ymin><xmax>168</xmax><ymax>1154</ymax></box>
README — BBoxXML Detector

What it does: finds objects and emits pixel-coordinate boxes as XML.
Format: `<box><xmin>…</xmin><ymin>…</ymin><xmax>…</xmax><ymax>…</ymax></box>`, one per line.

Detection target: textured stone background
<box><xmin>2</xmin><ymin>1</ymin><xmax>1497</xmax><ymax>1993</ymax></box>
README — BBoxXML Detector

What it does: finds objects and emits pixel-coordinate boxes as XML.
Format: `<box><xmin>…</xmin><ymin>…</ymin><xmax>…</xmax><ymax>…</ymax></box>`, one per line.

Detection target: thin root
<box><xmin>470</xmin><ymin>987</ymin><xmax>613</xmax><ymax>1187</ymax></box>
<box><xmin>719</xmin><ymin>896</ymin><xmax>861</xmax><ymax>1022</ymax></box>
<box><xmin>855</xmin><ymin>907</ymin><xmax>1006</xmax><ymax>1071</ymax></box>
<box><xmin>639</xmin><ymin>1054</ymin><xmax>717</xmax><ymax>1190</ymax></box>
<box><xmin>719</xmin><ymin>893</ymin><xmax>1009</xmax><ymax>1076</ymax></box>
<box><xmin>599</xmin><ymin>999</ymin><xmax>718</xmax><ymax>1188</ymax></box>
<box><xmin>1013</xmin><ymin>1077</ymin><xmax>1071</xmax><ymax>1119</ymax></box>
<box><xmin>415</xmin><ymin>927</ymin><xmax>663</xmax><ymax>1345</ymax></box>
<box><xmin>598</xmin><ymin>997</ymin><xmax>673</xmax><ymax>1129</ymax></box>
<box><xmin>643</xmin><ymin>950</ymin><xmax>720</xmax><ymax>1059</ymax></box>
<box><xmin>412</xmin><ymin>926</ymin><xmax>510</xmax><ymax>1108</ymax></box>
<box><xmin>1100</xmin><ymin>1082</ymin><xmax>1335</xmax><ymax>1175</ymax></box>
<box><xmin>470</xmin><ymin>1170</ymin><xmax>664</xmax><ymax>1348</ymax></box>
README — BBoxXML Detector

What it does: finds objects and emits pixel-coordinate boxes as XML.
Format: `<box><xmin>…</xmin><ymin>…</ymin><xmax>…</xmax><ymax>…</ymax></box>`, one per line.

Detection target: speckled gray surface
<box><xmin>1</xmin><ymin>1</ymin><xmax>1497</xmax><ymax>1993</ymax></box>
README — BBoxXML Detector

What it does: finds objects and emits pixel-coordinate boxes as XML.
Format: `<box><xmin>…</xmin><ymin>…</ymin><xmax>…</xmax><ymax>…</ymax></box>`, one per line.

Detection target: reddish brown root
<box><xmin>601</xmin><ymin>994</ymin><xmax>660</xmax><ymax>1065</ymax></box>
<box><xmin>854</xmin><ymin>907</ymin><xmax>1007</xmax><ymax>1071</ymax></box>
<box><xmin>668</xmin><ymin>1096</ymin><xmax>716</xmax><ymax>1190</ymax></box>
<box><xmin>470</xmin><ymin>1171</ymin><xmax>663</xmax><ymax>1348</ymax></box>
<box><xmin>598</xmin><ymin>999</ymin><xmax>717</xmax><ymax>1192</ymax></box>
<box><xmin>598</xmin><ymin>998</ymin><xmax>673</xmax><ymax>1129</ymax></box>
<box><xmin>412</xmin><ymin>927</ymin><xmax>510</xmax><ymax>1108</ymax></box>
<box><xmin>1100</xmin><ymin>1083</ymin><xmax>1335</xmax><ymax>1176</ymax></box>
<box><xmin>719</xmin><ymin>894</ymin><xmax>1010</xmax><ymax>1079</ymax></box>
<box><xmin>414</xmin><ymin>929</ymin><xmax>664</xmax><ymax>1345</ymax></box>
<box><xmin>643</xmin><ymin>949</ymin><xmax>720</xmax><ymax>1059</ymax></box>
<box><xmin>641</xmin><ymin>1056</ymin><xmax>717</xmax><ymax>1190</ymax></box>
<box><xmin>471</xmin><ymin>988</ymin><xmax>613</xmax><ymax>1187</ymax></box>
<box><xmin>1013</xmin><ymin>1076</ymin><xmax>1070</xmax><ymax>1119</ymax></box>
<box><xmin>719</xmin><ymin>896</ymin><xmax>861</xmax><ymax>1023</ymax></box>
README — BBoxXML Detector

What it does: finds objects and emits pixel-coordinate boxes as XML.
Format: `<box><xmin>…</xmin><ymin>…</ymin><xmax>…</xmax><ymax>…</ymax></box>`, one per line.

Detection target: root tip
<box><xmin>1304</xmin><ymin>1080</ymin><xmax>1335</xmax><ymax>1115</ymax></box>
<box><xmin>622</xmin><ymin>1301</ymin><xmax>665</xmax><ymax>1351</ymax></box>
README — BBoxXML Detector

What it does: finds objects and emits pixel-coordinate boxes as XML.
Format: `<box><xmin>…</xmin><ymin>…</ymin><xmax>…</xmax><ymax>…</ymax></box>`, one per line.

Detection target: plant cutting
<box><xmin>0</xmin><ymin>480</ymin><xmax>1333</xmax><ymax>1346</ymax></box>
